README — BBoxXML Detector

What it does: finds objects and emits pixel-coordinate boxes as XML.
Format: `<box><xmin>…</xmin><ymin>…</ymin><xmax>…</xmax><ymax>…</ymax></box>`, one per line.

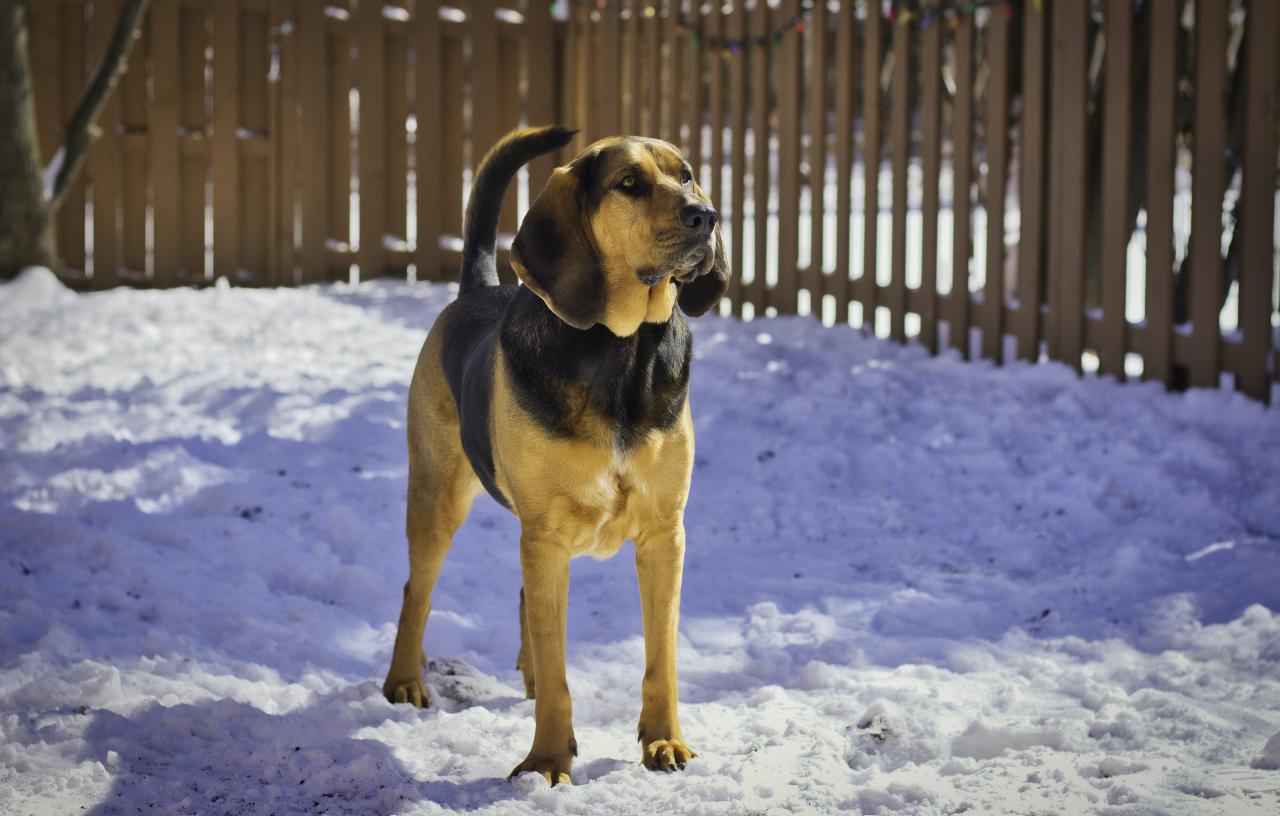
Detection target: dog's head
<box><xmin>511</xmin><ymin>136</ymin><xmax>730</xmax><ymax>336</ymax></box>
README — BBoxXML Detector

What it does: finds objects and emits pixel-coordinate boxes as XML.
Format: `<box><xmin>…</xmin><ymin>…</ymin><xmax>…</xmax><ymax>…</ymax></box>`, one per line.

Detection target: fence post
<box><xmin>385</xmin><ymin>7</ymin><xmax>410</xmax><ymax>273</ymax></box>
<box><xmin>888</xmin><ymin>12</ymin><xmax>910</xmax><ymax>342</ymax></box>
<box><xmin>808</xmin><ymin>0</ymin><xmax>828</xmax><ymax>316</ymax></box>
<box><xmin>357</xmin><ymin>0</ymin><xmax>386</xmax><ymax>280</ymax></box>
<box><xmin>1238</xmin><ymin>0</ymin><xmax>1279</xmax><ymax>402</ymax></box>
<box><xmin>297</xmin><ymin>1</ymin><xmax>329</xmax><ymax>283</ymax></box>
<box><xmin>1015</xmin><ymin>0</ymin><xmax>1047</xmax><ymax>362</ymax></box>
<box><xmin>212</xmin><ymin>0</ymin><xmax>239</xmax><ymax>282</ymax></box>
<box><xmin>728</xmin><ymin>1</ymin><xmax>748</xmax><ymax>314</ymax></box>
<box><xmin>981</xmin><ymin>6</ymin><xmax>1009</xmax><ymax>363</ymax></box>
<box><xmin>949</xmin><ymin>15</ymin><xmax>972</xmax><ymax>356</ymax></box>
<box><xmin>1144</xmin><ymin>0</ymin><xmax>1177</xmax><ymax>387</ymax></box>
<box><xmin>1046</xmin><ymin>0</ymin><xmax>1086</xmax><ymax>370</ymax></box>
<box><xmin>151</xmin><ymin>0</ymin><xmax>180</xmax><ymax>287</ymax></box>
<box><xmin>1187</xmin><ymin>0</ymin><xmax>1227</xmax><ymax>389</ymax></box>
<box><xmin>918</xmin><ymin>10</ymin><xmax>940</xmax><ymax>353</ymax></box>
<box><xmin>861</xmin><ymin>2</ymin><xmax>882</xmax><ymax>331</ymax></box>
<box><xmin>776</xmin><ymin>0</ymin><xmax>802</xmax><ymax>315</ymax></box>
<box><xmin>1098</xmin><ymin>0</ymin><xmax>1132</xmax><ymax>379</ymax></box>
<box><xmin>90</xmin><ymin>0</ymin><xmax>122</xmax><ymax>289</ymax></box>
<box><xmin>526</xmin><ymin>0</ymin><xmax>556</xmax><ymax>196</ymax></box>
<box><xmin>749</xmin><ymin>0</ymin><xmax>769</xmax><ymax>313</ymax></box>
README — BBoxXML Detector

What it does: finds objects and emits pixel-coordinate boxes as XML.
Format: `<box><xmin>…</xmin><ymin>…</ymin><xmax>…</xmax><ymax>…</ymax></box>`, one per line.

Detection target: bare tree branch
<box><xmin>46</xmin><ymin>0</ymin><xmax>150</xmax><ymax>211</ymax></box>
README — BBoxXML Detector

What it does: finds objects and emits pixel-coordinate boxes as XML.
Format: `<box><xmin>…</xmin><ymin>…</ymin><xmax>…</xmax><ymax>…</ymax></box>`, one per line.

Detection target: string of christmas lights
<box><xmin>573</xmin><ymin>1</ymin><xmax>1034</xmax><ymax>55</ymax></box>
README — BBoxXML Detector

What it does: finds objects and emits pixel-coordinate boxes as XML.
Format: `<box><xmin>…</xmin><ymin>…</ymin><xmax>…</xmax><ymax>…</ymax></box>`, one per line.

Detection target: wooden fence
<box><xmin>564</xmin><ymin>0</ymin><xmax>1279</xmax><ymax>401</ymax></box>
<box><xmin>28</xmin><ymin>0</ymin><xmax>568</xmax><ymax>287</ymax></box>
<box><xmin>28</xmin><ymin>1</ymin><xmax>1280</xmax><ymax>402</ymax></box>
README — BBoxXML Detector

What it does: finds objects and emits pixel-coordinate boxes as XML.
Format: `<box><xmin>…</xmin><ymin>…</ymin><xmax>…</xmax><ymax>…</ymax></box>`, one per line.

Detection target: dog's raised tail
<box><xmin>459</xmin><ymin>126</ymin><xmax>577</xmax><ymax>296</ymax></box>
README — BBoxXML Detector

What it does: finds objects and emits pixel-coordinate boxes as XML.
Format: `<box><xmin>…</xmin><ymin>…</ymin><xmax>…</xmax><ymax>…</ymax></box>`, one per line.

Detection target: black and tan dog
<box><xmin>381</xmin><ymin>126</ymin><xmax>729</xmax><ymax>785</ymax></box>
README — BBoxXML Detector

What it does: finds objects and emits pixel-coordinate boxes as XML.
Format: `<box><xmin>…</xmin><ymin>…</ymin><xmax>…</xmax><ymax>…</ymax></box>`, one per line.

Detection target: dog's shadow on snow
<box><xmin>78</xmin><ymin>690</ymin><xmax>528</xmax><ymax>815</ymax></box>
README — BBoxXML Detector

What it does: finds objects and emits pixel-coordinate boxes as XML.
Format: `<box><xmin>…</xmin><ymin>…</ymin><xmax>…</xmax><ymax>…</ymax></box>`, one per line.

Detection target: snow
<box><xmin>2</xmin><ymin>266</ymin><xmax>1279</xmax><ymax>815</ymax></box>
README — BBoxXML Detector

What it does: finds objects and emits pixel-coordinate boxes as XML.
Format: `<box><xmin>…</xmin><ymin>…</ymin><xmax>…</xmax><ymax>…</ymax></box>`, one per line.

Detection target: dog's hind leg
<box><xmin>516</xmin><ymin>587</ymin><xmax>535</xmax><ymax>699</ymax></box>
<box><xmin>383</xmin><ymin>352</ymin><xmax>480</xmax><ymax>708</ymax></box>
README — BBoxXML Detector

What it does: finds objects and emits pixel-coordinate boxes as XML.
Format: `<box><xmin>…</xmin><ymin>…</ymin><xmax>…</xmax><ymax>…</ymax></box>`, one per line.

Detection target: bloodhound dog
<box><xmin>382</xmin><ymin>126</ymin><xmax>729</xmax><ymax>786</ymax></box>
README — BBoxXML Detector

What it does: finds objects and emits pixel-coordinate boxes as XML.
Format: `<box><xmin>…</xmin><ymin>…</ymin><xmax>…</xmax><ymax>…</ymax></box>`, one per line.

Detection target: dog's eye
<box><xmin>680</xmin><ymin>168</ymin><xmax>693</xmax><ymax>186</ymax></box>
<box><xmin>619</xmin><ymin>175</ymin><xmax>638</xmax><ymax>190</ymax></box>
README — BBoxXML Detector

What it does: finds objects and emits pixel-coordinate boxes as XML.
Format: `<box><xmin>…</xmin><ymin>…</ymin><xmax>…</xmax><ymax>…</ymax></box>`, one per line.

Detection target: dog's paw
<box><xmin>383</xmin><ymin>675</ymin><xmax>430</xmax><ymax>708</ymax></box>
<box><xmin>508</xmin><ymin>753</ymin><xmax>573</xmax><ymax>787</ymax></box>
<box><xmin>641</xmin><ymin>738</ymin><xmax>696</xmax><ymax>772</ymax></box>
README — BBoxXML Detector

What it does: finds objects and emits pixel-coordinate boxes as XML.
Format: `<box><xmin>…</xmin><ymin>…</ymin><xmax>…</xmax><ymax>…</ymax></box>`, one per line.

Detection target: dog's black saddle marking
<box><xmin>441</xmin><ymin>285</ymin><xmax>518</xmax><ymax>509</ymax></box>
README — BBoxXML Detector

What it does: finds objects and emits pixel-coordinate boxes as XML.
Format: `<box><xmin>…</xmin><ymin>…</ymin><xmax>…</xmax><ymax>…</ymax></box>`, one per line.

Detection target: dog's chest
<box><xmin>561</xmin><ymin>449</ymin><xmax>653</xmax><ymax>559</ymax></box>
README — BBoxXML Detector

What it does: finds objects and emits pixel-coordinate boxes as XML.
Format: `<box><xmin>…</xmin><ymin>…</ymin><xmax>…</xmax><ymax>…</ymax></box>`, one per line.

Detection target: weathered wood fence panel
<box><xmin>32</xmin><ymin>0</ymin><xmax>562</xmax><ymax>288</ymax></box>
<box><xmin>28</xmin><ymin>0</ymin><xmax>1280</xmax><ymax>403</ymax></box>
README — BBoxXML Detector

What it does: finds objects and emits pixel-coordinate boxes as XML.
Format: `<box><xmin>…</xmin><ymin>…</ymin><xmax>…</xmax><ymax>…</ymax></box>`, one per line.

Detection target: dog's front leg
<box><xmin>634</xmin><ymin>525</ymin><xmax>697</xmax><ymax>771</ymax></box>
<box><xmin>508</xmin><ymin>536</ymin><xmax>576</xmax><ymax>786</ymax></box>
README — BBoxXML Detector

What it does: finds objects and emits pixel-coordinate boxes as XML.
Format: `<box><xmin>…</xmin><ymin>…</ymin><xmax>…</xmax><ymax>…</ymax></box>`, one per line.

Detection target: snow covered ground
<box><xmin>2</xmin><ymin>267</ymin><xmax>1279</xmax><ymax>815</ymax></box>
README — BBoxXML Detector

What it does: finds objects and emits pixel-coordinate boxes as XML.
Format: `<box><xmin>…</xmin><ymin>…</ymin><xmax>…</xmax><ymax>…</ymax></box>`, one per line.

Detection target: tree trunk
<box><xmin>0</xmin><ymin>0</ymin><xmax>56</xmax><ymax>277</ymax></box>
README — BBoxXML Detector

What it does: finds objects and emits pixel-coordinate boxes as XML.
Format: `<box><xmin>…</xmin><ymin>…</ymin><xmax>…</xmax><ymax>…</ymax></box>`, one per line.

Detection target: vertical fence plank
<box><xmin>707</xmin><ymin>5</ymin><xmax>724</xmax><ymax>208</ymax></box>
<box><xmin>1015</xmin><ymin>0</ymin><xmax>1046</xmax><ymax>361</ymax></box>
<box><xmin>526</xmin><ymin>0</ymin><xmax>556</xmax><ymax>196</ymax></box>
<box><xmin>120</xmin><ymin>13</ymin><xmax>148</xmax><ymax>279</ymax></box>
<box><xmin>90</xmin><ymin>0</ymin><xmax>122</xmax><ymax>288</ymax></box>
<box><xmin>981</xmin><ymin>6</ymin><xmax>1008</xmax><ymax>362</ymax></box>
<box><xmin>687</xmin><ymin>2</ymin><xmax>704</xmax><ymax>162</ymax></box>
<box><xmin>151</xmin><ymin>0</ymin><xmax>180</xmax><ymax>287</ymax></box>
<box><xmin>240</xmin><ymin>4</ymin><xmax>272</xmax><ymax>282</ymax></box>
<box><xmin>441</xmin><ymin>25</ymin><xmax>464</xmax><ymax>246</ymax></box>
<box><xmin>414</xmin><ymin>0</ymin><xmax>443</xmax><ymax>280</ymax></box>
<box><xmin>58</xmin><ymin>1</ymin><xmax>87</xmax><ymax>275</ymax></box>
<box><xmin>329</xmin><ymin>5</ymin><xmax>353</xmax><ymax>275</ymax></box>
<box><xmin>471</xmin><ymin>0</ymin><xmax>500</xmax><ymax>159</ymax></box>
<box><xmin>807</xmin><ymin>0</ymin><xmax>827</xmax><ymax>314</ymax></box>
<box><xmin>626</xmin><ymin>0</ymin><xmax>641</xmax><ymax>133</ymax></box>
<box><xmin>833</xmin><ymin>0</ymin><xmax>854</xmax><ymax>326</ymax></box>
<box><xmin>298</xmin><ymin>0</ymin><xmax>328</xmax><ymax>282</ymax></box>
<box><xmin>887</xmin><ymin>13</ymin><xmax>908</xmax><ymax>341</ymax></box>
<box><xmin>28</xmin><ymin>1</ymin><xmax>59</xmax><ymax>165</ymax></box>
<box><xmin>577</xmin><ymin>2</ymin><xmax>593</xmax><ymax>151</ymax></box>
<box><xmin>1144</xmin><ymin>0</ymin><xmax>1177</xmax><ymax>386</ymax></box>
<box><xmin>728</xmin><ymin>3</ymin><xmax>748</xmax><ymax>313</ymax></box>
<box><xmin>860</xmin><ymin>1</ymin><xmax>881</xmax><ymax>330</ymax></box>
<box><xmin>750</xmin><ymin>0</ymin><xmax>770</xmax><ymax>312</ymax></box>
<box><xmin>598</xmin><ymin>0</ymin><xmax>621</xmax><ymax>139</ymax></box>
<box><xmin>179</xmin><ymin>2</ymin><xmax>207</xmax><ymax>281</ymax></box>
<box><xmin>949</xmin><ymin>15</ymin><xmax>972</xmax><ymax>356</ymax></box>
<box><xmin>357</xmin><ymin>0</ymin><xmax>386</xmax><ymax>279</ymax></box>
<box><xmin>776</xmin><ymin>0</ymin><xmax>801</xmax><ymax>315</ymax></box>
<box><xmin>664</xmin><ymin>0</ymin><xmax>681</xmax><ymax>145</ymax></box>
<box><xmin>274</xmin><ymin>0</ymin><xmax>297</xmax><ymax>285</ymax></box>
<box><xmin>386</xmin><ymin>16</ymin><xmax>410</xmax><ymax>259</ymax></box>
<box><xmin>1187</xmin><ymin>0</ymin><xmax>1227</xmax><ymax>388</ymax></box>
<box><xmin>1048</xmin><ymin>0</ymin><xmax>1087</xmax><ymax>370</ymax></box>
<box><xmin>918</xmin><ymin>12</ymin><xmax>940</xmax><ymax>352</ymax></box>
<box><xmin>1238</xmin><ymin>0</ymin><xmax>1279</xmax><ymax>401</ymax></box>
<box><xmin>212</xmin><ymin>0</ymin><xmax>239</xmax><ymax>280</ymax></box>
<box><xmin>497</xmin><ymin>23</ymin><xmax>521</xmax><ymax>241</ymax></box>
<box><xmin>646</xmin><ymin>0</ymin><xmax>661</xmax><ymax>136</ymax></box>
<box><xmin>1098</xmin><ymin>0</ymin><xmax>1132</xmax><ymax>378</ymax></box>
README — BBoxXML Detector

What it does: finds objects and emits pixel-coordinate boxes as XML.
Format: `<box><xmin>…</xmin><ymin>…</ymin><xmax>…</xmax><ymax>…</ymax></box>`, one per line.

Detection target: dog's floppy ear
<box><xmin>511</xmin><ymin>166</ymin><xmax>604</xmax><ymax>330</ymax></box>
<box><xmin>678</xmin><ymin>217</ymin><xmax>730</xmax><ymax>317</ymax></box>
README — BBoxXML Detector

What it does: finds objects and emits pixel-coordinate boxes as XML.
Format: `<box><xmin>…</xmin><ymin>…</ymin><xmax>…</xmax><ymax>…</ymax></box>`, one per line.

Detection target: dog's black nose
<box><xmin>680</xmin><ymin>204</ymin><xmax>718</xmax><ymax>235</ymax></box>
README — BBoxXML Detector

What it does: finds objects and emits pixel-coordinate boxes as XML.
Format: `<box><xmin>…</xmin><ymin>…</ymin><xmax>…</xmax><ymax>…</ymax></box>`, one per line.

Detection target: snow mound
<box><xmin>2</xmin><ymin>279</ymin><xmax>1279</xmax><ymax>815</ymax></box>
